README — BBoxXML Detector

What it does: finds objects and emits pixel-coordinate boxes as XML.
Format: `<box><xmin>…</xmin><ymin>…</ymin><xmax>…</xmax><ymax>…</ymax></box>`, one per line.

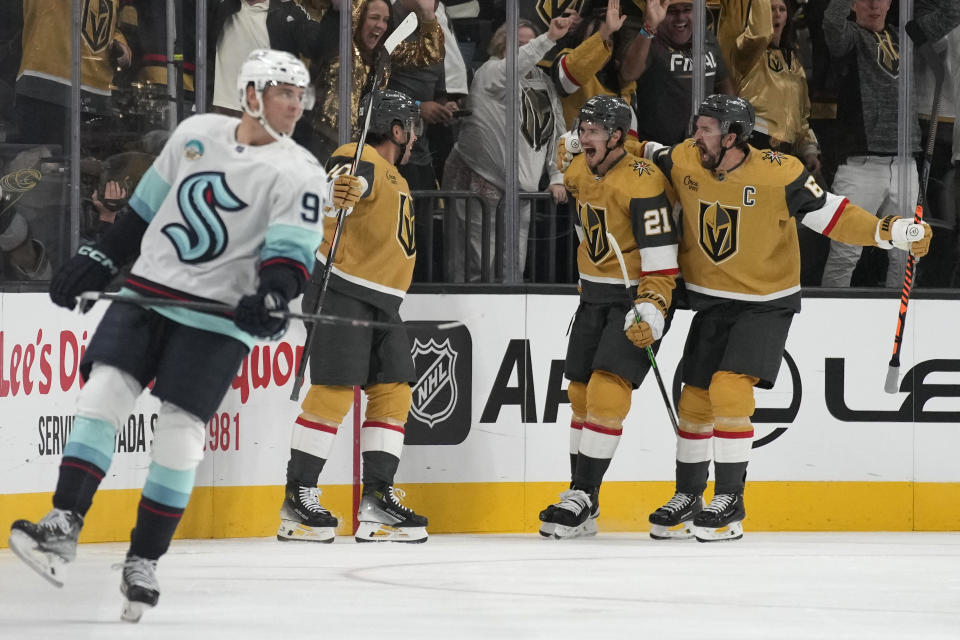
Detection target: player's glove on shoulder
<box><xmin>557</xmin><ymin>132</ymin><xmax>580</xmax><ymax>172</ymax></box>
<box><xmin>234</xmin><ymin>290</ymin><xmax>289</xmax><ymax>339</ymax></box>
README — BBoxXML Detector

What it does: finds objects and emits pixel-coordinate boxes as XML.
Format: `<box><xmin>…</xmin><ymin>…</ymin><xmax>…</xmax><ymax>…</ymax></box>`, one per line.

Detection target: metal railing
<box><xmin>410</xmin><ymin>189</ymin><xmax>578</xmax><ymax>285</ymax></box>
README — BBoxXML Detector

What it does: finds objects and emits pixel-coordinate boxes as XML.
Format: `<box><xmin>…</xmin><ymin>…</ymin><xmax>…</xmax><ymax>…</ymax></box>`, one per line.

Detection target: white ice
<box><xmin>1</xmin><ymin>532</ymin><xmax>959</xmax><ymax>640</ymax></box>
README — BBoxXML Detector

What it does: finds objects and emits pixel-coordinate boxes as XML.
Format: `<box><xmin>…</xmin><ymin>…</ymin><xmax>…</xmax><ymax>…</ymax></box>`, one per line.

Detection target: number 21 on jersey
<box><xmin>644</xmin><ymin>207</ymin><xmax>672</xmax><ymax>235</ymax></box>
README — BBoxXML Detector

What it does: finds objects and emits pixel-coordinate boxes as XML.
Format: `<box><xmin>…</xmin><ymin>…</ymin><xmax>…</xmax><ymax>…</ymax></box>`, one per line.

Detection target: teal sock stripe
<box><xmin>142</xmin><ymin>462</ymin><xmax>196</xmax><ymax>509</ymax></box>
<box><xmin>63</xmin><ymin>415</ymin><xmax>116</xmax><ymax>471</ymax></box>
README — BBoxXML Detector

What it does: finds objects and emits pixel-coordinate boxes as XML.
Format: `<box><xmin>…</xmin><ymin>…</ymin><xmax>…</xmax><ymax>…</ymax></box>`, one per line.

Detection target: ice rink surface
<box><xmin>1</xmin><ymin>532</ymin><xmax>959</xmax><ymax>640</ymax></box>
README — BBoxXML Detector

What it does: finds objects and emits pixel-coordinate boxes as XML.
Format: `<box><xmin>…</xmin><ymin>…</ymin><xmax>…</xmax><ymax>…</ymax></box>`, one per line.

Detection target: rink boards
<box><xmin>1</xmin><ymin>291</ymin><xmax>958</xmax><ymax>544</ymax></box>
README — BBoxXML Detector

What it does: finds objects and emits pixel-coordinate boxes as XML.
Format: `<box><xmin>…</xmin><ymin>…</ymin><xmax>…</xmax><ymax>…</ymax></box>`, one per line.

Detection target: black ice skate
<box><xmin>8</xmin><ymin>508</ymin><xmax>83</xmax><ymax>587</ymax></box>
<box><xmin>538</xmin><ymin>489</ymin><xmax>598</xmax><ymax>539</ymax></box>
<box><xmin>277</xmin><ymin>484</ymin><xmax>339</xmax><ymax>543</ymax></box>
<box><xmin>355</xmin><ymin>486</ymin><xmax>428</xmax><ymax>543</ymax></box>
<box><xmin>693</xmin><ymin>493</ymin><xmax>745</xmax><ymax>542</ymax></box>
<box><xmin>116</xmin><ymin>554</ymin><xmax>160</xmax><ymax>623</ymax></box>
<box><xmin>648</xmin><ymin>492</ymin><xmax>703</xmax><ymax>540</ymax></box>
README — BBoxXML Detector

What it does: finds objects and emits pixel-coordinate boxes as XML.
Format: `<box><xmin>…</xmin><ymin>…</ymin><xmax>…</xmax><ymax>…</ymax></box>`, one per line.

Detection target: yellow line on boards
<box><xmin>2</xmin><ymin>481</ymin><xmax>958</xmax><ymax>547</ymax></box>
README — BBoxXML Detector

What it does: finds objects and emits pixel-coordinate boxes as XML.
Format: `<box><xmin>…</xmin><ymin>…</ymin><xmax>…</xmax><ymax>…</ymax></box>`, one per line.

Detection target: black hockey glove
<box><xmin>49</xmin><ymin>206</ymin><xmax>148</xmax><ymax>311</ymax></box>
<box><xmin>234</xmin><ymin>290</ymin><xmax>289</xmax><ymax>340</ymax></box>
<box><xmin>49</xmin><ymin>245</ymin><xmax>119</xmax><ymax>311</ymax></box>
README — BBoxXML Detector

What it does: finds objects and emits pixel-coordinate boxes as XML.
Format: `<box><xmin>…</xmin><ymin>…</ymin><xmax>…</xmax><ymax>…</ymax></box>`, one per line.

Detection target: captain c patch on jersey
<box><xmin>698</xmin><ymin>200</ymin><xmax>739</xmax><ymax>263</ymax></box>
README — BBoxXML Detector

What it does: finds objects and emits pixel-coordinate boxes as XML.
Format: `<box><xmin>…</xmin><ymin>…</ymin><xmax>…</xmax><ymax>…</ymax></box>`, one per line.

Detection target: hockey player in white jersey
<box><xmin>7</xmin><ymin>49</ymin><xmax>365</xmax><ymax>623</ymax></box>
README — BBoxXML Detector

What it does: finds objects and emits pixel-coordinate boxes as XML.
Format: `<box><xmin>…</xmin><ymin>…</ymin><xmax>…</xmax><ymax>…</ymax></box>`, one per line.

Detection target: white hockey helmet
<box><xmin>237</xmin><ymin>49</ymin><xmax>315</xmax><ymax>139</ymax></box>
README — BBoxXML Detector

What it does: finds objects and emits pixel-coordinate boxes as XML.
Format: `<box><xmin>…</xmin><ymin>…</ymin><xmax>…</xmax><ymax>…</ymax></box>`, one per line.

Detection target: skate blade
<box><xmin>693</xmin><ymin>521</ymin><xmax>744</xmax><ymax>543</ymax></box>
<box><xmin>538</xmin><ymin>522</ymin><xmax>557</xmax><ymax>537</ymax></box>
<box><xmin>649</xmin><ymin>521</ymin><xmax>695</xmax><ymax>541</ymax></box>
<box><xmin>121</xmin><ymin>598</ymin><xmax>154</xmax><ymax>623</ymax></box>
<box><xmin>276</xmin><ymin>521</ymin><xmax>335</xmax><ymax>543</ymax></box>
<box><xmin>354</xmin><ymin>522</ymin><xmax>428</xmax><ymax>543</ymax></box>
<box><xmin>549</xmin><ymin>518</ymin><xmax>598</xmax><ymax>540</ymax></box>
<box><xmin>8</xmin><ymin>530</ymin><xmax>68</xmax><ymax>588</ymax></box>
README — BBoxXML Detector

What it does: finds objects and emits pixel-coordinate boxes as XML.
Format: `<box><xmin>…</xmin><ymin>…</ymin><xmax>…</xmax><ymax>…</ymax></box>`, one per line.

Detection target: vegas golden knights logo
<box><xmin>396</xmin><ymin>192</ymin><xmax>415</xmax><ymax>257</ymax></box>
<box><xmin>699</xmin><ymin>200</ymin><xmax>739</xmax><ymax>263</ymax></box>
<box><xmin>520</xmin><ymin>87</ymin><xmax>555</xmax><ymax>151</ymax></box>
<box><xmin>535</xmin><ymin>0</ymin><xmax>587</xmax><ymax>25</ymax></box>
<box><xmin>578</xmin><ymin>202</ymin><xmax>609</xmax><ymax>263</ymax></box>
<box><xmin>767</xmin><ymin>50</ymin><xmax>785</xmax><ymax>73</ymax></box>
<box><xmin>82</xmin><ymin>0</ymin><xmax>116</xmax><ymax>52</ymax></box>
<box><xmin>875</xmin><ymin>30</ymin><xmax>899</xmax><ymax>78</ymax></box>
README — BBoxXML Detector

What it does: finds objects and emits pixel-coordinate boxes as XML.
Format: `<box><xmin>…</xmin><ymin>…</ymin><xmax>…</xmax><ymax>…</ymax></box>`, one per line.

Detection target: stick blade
<box><xmin>383</xmin><ymin>12</ymin><xmax>418</xmax><ymax>55</ymax></box>
<box><xmin>884</xmin><ymin>365</ymin><xmax>900</xmax><ymax>394</ymax></box>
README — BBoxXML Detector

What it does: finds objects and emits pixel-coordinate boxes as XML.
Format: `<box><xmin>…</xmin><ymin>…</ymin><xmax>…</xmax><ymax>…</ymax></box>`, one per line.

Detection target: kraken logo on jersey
<box><xmin>874</xmin><ymin>30</ymin><xmax>899</xmax><ymax>79</ymax></box>
<box><xmin>520</xmin><ymin>87</ymin><xmax>555</xmax><ymax>151</ymax></box>
<box><xmin>396</xmin><ymin>191</ymin><xmax>416</xmax><ymax>258</ymax></box>
<box><xmin>578</xmin><ymin>202</ymin><xmax>610</xmax><ymax>263</ymax></box>
<box><xmin>164</xmin><ymin>172</ymin><xmax>246</xmax><ymax>264</ymax></box>
<box><xmin>82</xmin><ymin>0</ymin><xmax>116</xmax><ymax>52</ymax></box>
<box><xmin>698</xmin><ymin>200</ymin><xmax>740</xmax><ymax>263</ymax></box>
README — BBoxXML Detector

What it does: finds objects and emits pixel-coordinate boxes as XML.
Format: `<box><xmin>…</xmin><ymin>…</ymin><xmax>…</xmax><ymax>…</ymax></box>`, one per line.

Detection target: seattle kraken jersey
<box><xmin>653</xmin><ymin>141</ymin><xmax>887</xmax><ymax>310</ymax></box>
<box><xmin>126</xmin><ymin>114</ymin><xmax>329</xmax><ymax>346</ymax></box>
<box><xmin>565</xmin><ymin>151</ymin><xmax>678</xmax><ymax>309</ymax></box>
<box><xmin>317</xmin><ymin>143</ymin><xmax>416</xmax><ymax>313</ymax></box>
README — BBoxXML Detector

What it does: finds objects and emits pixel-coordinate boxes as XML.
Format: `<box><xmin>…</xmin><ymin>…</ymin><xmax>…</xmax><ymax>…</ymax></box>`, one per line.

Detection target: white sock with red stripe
<box><xmin>291</xmin><ymin>415</ymin><xmax>339</xmax><ymax>460</ymax></box>
<box><xmin>676</xmin><ymin>419</ymin><xmax>713</xmax><ymax>464</ymax></box>
<box><xmin>286</xmin><ymin>415</ymin><xmax>339</xmax><ymax>486</ymax></box>
<box><xmin>572</xmin><ymin>421</ymin><xmax>622</xmax><ymax>492</ymax></box>
<box><xmin>713</xmin><ymin>417</ymin><xmax>754</xmax><ymax>494</ymax></box>
<box><xmin>360</xmin><ymin>421</ymin><xmax>406</xmax><ymax>490</ymax></box>
<box><xmin>569</xmin><ymin>419</ymin><xmax>584</xmax><ymax>477</ymax></box>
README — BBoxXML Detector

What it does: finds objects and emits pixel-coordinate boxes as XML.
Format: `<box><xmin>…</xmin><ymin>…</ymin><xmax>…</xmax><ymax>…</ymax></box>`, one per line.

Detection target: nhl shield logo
<box><xmin>698</xmin><ymin>200</ymin><xmax>740</xmax><ymax>263</ymax></box>
<box><xmin>411</xmin><ymin>338</ymin><xmax>458</xmax><ymax>428</ymax></box>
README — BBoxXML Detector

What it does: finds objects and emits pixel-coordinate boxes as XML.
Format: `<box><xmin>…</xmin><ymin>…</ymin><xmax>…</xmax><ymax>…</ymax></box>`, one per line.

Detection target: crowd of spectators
<box><xmin>0</xmin><ymin>0</ymin><xmax>959</xmax><ymax>287</ymax></box>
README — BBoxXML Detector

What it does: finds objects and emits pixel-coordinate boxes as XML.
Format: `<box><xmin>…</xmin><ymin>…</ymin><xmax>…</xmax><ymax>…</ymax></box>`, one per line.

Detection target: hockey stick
<box><xmin>79</xmin><ymin>291</ymin><xmax>462</xmax><ymax>331</ymax></box>
<box><xmin>606</xmin><ymin>232</ymin><xmax>679</xmax><ymax>434</ymax></box>
<box><xmin>290</xmin><ymin>12</ymin><xmax>420</xmax><ymax>400</ymax></box>
<box><xmin>884</xmin><ymin>20</ymin><xmax>946</xmax><ymax>394</ymax></box>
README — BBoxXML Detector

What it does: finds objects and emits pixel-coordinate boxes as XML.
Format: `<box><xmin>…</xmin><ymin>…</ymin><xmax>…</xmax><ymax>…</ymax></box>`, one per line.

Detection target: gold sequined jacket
<box><xmin>311</xmin><ymin>1</ymin><xmax>444</xmax><ymax>144</ymax></box>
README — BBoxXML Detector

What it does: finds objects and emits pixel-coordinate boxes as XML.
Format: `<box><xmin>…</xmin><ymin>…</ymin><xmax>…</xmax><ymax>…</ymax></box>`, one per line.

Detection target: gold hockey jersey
<box><xmin>317</xmin><ymin>143</ymin><xmax>416</xmax><ymax>312</ymax></box>
<box><xmin>654</xmin><ymin>141</ymin><xmax>892</xmax><ymax>310</ymax></box>
<box><xmin>565</xmin><ymin>151</ymin><xmax>678</xmax><ymax>310</ymax></box>
<box><xmin>18</xmin><ymin>0</ymin><xmax>129</xmax><ymax>111</ymax></box>
<box><xmin>553</xmin><ymin>31</ymin><xmax>637</xmax><ymax>131</ymax></box>
<box><xmin>716</xmin><ymin>0</ymin><xmax>817</xmax><ymax>155</ymax></box>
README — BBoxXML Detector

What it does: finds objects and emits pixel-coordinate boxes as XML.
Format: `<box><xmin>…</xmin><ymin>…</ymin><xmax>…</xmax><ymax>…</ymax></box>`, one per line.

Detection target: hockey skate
<box><xmin>648</xmin><ymin>492</ymin><xmax>703</xmax><ymax>540</ymax></box>
<box><xmin>693</xmin><ymin>493</ymin><xmax>745</xmax><ymax>542</ymax></box>
<box><xmin>116</xmin><ymin>554</ymin><xmax>160</xmax><ymax>623</ymax></box>
<box><xmin>277</xmin><ymin>484</ymin><xmax>338</xmax><ymax>543</ymax></box>
<box><xmin>8</xmin><ymin>508</ymin><xmax>83</xmax><ymax>587</ymax></box>
<box><xmin>355</xmin><ymin>486</ymin><xmax>428</xmax><ymax>543</ymax></box>
<box><xmin>538</xmin><ymin>489</ymin><xmax>598</xmax><ymax>540</ymax></box>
